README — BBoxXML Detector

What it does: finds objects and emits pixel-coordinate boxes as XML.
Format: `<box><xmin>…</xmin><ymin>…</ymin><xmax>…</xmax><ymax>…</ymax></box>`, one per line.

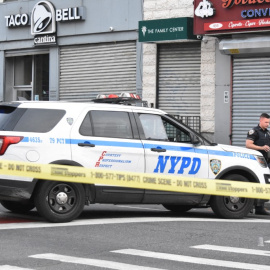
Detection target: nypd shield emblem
<box><xmin>210</xmin><ymin>159</ymin><xmax>221</xmax><ymax>175</ymax></box>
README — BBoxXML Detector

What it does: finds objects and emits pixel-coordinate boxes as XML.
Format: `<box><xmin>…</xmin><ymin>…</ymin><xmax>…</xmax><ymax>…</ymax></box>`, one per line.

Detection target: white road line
<box><xmin>191</xmin><ymin>244</ymin><xmax>270</xmax><ymax>256</ymax></box>
<box><xmin>0</xmin><ymin>266</ymin><xmax>34</xmax><ymax>270</ymax></box>
<box><xmin>112</xmin><ymin>249</ymin><xmax>270</xmax><ymax>270</ymax></box>
<box><xmin>0</xmin><ymin>217</ymin><xmax>270</xmax><ymax>230</ymax></box>
<box><xmin>29</xmin><ymin>253</ymin><xmax>165</xmax><ymax>270</ymax></box>
<box><xmin>116</xmin><ymin>205</ymin><xmax>165</xmax><ymax>211</ymax></box>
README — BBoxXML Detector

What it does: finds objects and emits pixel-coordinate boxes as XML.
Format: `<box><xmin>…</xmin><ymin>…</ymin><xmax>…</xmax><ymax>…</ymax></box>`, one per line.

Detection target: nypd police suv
<box><xmin>0</xmin><ymin>94</ymin><xmax>269</xmax><ymax>222</ymax></box>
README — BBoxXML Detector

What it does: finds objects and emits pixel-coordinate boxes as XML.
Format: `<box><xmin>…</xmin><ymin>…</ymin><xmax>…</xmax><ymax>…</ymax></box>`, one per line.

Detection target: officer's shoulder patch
<box><xmin>248</xmin><ymin>129</ymin><xmax>255</xmax><ymax>135</ymax></box>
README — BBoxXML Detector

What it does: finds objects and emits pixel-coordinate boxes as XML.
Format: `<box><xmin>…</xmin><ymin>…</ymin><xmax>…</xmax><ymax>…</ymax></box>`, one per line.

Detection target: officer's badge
<box><xmin>248</xmin><ymin>129</ymin><xmax>255</xmax><ymax>135</ymax></box>
<box><xmin>210</xmin><ymin>159</ymin><xmax>221</xmax><ymax>175</ymax></box>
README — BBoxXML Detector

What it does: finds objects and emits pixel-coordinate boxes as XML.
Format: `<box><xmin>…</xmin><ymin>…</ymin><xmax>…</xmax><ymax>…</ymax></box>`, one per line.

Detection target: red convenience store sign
<box><xmin>194</xmin><ymin>0</ymin><xmax>270</xmax><ymax>35</ymax></box>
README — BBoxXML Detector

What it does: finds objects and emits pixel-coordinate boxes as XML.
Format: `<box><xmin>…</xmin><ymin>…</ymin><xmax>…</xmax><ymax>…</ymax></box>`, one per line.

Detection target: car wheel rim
<box><xmin>224</xmin><ymin>196</ymin><xmax>246</xmax><ymax>211</ymax></box>
<box><xmin>47</xmin><ymin>184</ymin><xmax>77</xmax><ymax>214</ymax></box>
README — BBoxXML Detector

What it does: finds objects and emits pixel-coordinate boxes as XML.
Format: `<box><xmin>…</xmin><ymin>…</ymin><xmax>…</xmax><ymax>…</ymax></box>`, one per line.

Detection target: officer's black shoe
<box><xmin>255</xmin><ymin>206</ymin><xmax>270</xmax><ymax>215</ymax></box>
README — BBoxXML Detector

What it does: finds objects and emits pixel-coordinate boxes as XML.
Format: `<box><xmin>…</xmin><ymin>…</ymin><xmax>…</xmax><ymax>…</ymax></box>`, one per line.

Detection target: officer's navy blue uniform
<box><xmin>247</xmin><ymin>124</ymin><xmax>270</xmax><ymax>214</ymax></box>
<box><xmin>247</xmin><ymin>125</ymin><xmax>270</xmax><ymax>163</ymax></box>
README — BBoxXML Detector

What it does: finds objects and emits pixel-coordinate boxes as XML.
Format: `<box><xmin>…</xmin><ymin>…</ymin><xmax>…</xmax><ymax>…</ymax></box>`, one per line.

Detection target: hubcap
<box><xmin>56</xmin><ymin>192</ymin><xmax>68</xmax><ymax>204</ymax></box>
<box><xmin>229</xmin><ymin>196</ymin><xmax>240</xmax><ymax>204</ymax></box>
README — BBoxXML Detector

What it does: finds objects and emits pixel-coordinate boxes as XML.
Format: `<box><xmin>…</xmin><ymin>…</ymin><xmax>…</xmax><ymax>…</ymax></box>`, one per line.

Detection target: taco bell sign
<box><xmin>5</xmin><ymin>1</ymin><xmax>85</xmax><ymax>46</ymax></box>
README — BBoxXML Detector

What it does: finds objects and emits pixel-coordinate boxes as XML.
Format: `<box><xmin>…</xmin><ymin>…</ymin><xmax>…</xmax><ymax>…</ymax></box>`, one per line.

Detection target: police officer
<box><xmin>246</xmin><ymin>113</ymin><xmax>270</xmax><ymax>215</ymax></box>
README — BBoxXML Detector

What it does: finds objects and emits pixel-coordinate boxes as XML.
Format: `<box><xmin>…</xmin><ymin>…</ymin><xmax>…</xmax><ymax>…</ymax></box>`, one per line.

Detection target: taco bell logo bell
<box><xmin>31</xmin><ymin>1</ymin><xmax>56</xmax><ymax>35</ymax></box>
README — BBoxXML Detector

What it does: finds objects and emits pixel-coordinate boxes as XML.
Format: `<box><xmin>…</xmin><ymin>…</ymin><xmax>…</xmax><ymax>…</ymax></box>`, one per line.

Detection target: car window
<box><xmin>79</xmin><ymin>113</ymin><xmax>93</xmax><ymax>136</ymax></box>
<box><xmin>0</xmin><ymin>106</ymin><xmax>22</xmax><ymax>130</ymax></box>
<box><xmin>90</xmin><ymin>111</ymin><xmax>133</xmax><ymax>139</ymax></box>
<box><xmin>13</xmin><ymin>109</ymin><xmax>66</xmax><ymax>132</ymax></box>
<box><xmin>139</xmin><ymin>114</ymin><xmax>168</xmax><ymax>140</ymax></box>
<box><xmin>0</xmin><ymin>106</ymin><xmax>65</xmax><ymax>133</ymax></box>
<box><xmin>162</xmin><ymin>118</ymin><xmax>191</xmax><ymax>142</ymax></box>
<box><xmin>139</xmin><ymin>114</ymin><xmax>191</xmax><ymax>142</ymax></box>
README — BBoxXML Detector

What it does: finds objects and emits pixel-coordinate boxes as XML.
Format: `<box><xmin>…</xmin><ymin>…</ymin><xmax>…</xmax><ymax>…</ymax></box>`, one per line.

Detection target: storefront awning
<box><xmin>219</xmin><ymin>35</ymin><xmax>270</xmax><ymax>55</ymax></box>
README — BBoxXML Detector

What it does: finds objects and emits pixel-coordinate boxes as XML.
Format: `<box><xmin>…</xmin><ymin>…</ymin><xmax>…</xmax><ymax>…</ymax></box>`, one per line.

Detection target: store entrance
<box><xmin>5</xmin><ymin>54</ymin><xmax>49</xmax><ymax>101</ymax></box>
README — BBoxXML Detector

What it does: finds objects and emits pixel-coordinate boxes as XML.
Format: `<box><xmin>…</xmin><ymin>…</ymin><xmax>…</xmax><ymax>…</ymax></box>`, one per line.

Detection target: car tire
<box><xmin>34</xmin><ymin>181</ymin><xmax>85</xmax><ymax>223</ymax></box>
<box><xmin>162</xmin><ymin>204</ymin><xmax>193</xmax><ymax>213</ymax></box>
<box><xmin>0</xmin><ymin>200</ymin><xmax>35</xmax><ymax>214</ymax></box>
<box><xmin>210</xmin><ymin>174</ymin><xmax>254</xmax><ymax>219</ymax></box>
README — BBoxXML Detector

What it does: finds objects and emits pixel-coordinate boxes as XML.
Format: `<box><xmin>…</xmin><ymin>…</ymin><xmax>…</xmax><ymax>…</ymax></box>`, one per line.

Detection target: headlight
<box><xmin>255</xmin><ymin>155</ymin><xmax>268</xmax><ymax>168</ymax></box>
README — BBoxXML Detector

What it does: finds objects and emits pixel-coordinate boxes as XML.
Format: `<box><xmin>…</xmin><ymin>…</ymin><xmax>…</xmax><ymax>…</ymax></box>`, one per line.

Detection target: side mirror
<box><xmin>190</xmin><ymin>134</ymin><xmax>201</xmax><ymax>145</ymax></box>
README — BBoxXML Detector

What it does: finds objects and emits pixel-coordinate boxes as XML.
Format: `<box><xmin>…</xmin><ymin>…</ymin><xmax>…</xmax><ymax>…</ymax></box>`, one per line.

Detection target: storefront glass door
<box><xmin>5</xmin><ymin>54</ymin><xmax>49</xmax><ymax>101</ymax></box>
<box><xmin>14</xmin><ymin>55</ymin><xmax>32</xmax><ymax>100</ymax></box>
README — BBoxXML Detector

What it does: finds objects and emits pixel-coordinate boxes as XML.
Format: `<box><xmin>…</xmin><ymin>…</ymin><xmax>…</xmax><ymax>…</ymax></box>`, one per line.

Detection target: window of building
<box><xmin>5</xmin><ymin>54</ymin><xmax>49</xmax><ymax>101</ymax></box>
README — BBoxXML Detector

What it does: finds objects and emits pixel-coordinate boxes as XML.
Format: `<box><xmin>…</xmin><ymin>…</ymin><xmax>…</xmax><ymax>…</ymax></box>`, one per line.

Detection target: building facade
<box><xmin>0</xmin><ymin>0</ymin><xmax>143</xmax><ymax>102</ymax></box>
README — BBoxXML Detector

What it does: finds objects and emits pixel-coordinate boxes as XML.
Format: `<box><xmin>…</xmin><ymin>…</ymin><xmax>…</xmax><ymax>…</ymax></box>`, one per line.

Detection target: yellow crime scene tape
<box><xmin>0</xmin><ymin>159</ymin><xmax>270</xmax><ymax>200</ymax></box>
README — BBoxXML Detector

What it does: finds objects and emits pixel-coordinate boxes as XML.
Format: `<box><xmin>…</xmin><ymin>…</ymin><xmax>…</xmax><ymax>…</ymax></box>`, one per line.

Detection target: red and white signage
<box><xmin>205</xmin><ymin>18</ymin><xmax>270</xmax><ymax>31</ymax></box>
<box><xmin>194</xmin><ymin>0</ymin><xmax>270</xmax><ymax>35</ymax></box>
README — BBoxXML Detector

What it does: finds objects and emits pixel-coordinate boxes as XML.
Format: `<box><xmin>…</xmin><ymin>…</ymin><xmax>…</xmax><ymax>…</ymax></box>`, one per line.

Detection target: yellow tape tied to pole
<box><xmin>0</xmin><ymin>160</ymin><xmax>270</xmax><ymax>200</ymax></box>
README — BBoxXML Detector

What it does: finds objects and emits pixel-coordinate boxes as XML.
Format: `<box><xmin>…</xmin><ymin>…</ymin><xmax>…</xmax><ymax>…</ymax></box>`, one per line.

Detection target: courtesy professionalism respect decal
<box><xmin>0</xmin><ymin>160</ymin><xmax>270</xmax><ymax>200</ymax></box>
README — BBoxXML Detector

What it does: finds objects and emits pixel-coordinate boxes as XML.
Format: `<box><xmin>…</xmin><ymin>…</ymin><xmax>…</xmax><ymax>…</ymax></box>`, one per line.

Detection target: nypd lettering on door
<box><xmin>154</xmin><ymin>155</ymin><xmax>201</xmax><ymax>175</ymax></box>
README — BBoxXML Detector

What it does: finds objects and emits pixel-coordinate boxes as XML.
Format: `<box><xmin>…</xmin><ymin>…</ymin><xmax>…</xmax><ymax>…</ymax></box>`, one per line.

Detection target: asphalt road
<box><xmin>0</xmin><ymin>204</ymin><xmax>270</xmax><ymax>270</ymax></box>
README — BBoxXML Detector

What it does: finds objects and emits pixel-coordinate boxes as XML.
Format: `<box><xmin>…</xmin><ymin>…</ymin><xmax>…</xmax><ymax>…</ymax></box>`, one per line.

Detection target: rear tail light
<box><xmin>0</xmin><ymin>136</ymin><xmax>24</xmax><ymax>155</ymax></box>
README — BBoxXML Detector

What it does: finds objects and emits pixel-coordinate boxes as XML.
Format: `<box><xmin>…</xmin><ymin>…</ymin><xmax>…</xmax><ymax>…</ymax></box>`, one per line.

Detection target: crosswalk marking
<box><xmin>0</xmin><ymin>266</ymin><xmax>34</xmax><ymax>270</ymax></box>
<box><xmin>191</xmin><ymin>244</ymin><xmax>270</xmax><ymax>256</ymax></box>
<box><xmin>5</xmin><ymin>243</ymin><xmax>270</xmax><ymax>269</ymax></box>
<box><xmin>112</xmin><ymin>249</ymin><xmax>270</xmax><ymax>270</ymax></box>
<box><xmin>29</xmin><ymin>253</ymin><xmax>165</xmax><ymax>270</ymax></box>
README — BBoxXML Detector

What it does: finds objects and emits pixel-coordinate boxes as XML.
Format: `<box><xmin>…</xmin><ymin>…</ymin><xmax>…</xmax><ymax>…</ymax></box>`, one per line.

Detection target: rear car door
<box><xmin>70</xmin><ymin>107</ymin><xmax>145</xmax><ymax>203</ymax></box>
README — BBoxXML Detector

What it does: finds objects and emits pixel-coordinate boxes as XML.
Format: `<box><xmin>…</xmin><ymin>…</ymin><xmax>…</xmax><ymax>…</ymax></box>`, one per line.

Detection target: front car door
<box><xmin>134</xmin><ymin>112</ymin><xmax>209</xmax><ymax>204</ymax></box>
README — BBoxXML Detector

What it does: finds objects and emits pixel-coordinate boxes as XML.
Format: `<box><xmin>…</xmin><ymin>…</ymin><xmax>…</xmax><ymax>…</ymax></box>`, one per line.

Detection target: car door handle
<box><xmin>78</xmin><ymin>143</ymin><xmax>95</xmax><ymax>147</ymax></box>
<box><xmin>151</xmin><ymin>148</ymin><xmax>166</xmax><ymax>152</ymax></box>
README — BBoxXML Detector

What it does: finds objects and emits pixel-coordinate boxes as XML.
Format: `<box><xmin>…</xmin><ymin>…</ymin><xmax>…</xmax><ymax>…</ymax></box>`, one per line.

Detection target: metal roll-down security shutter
<box><xmin>59</xmin><ymin>41</ymin><xmax>137</xmax><ymax>101</ymax></box>
<box><xmin>232</xmin><ymin>56</ymin><xmax>270</xmax><ymax>146</ymax></box>
<box><xmin>157</xmin><ymin>43</ymin><xmax>201</xmax><ymax>117</ymax></box>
